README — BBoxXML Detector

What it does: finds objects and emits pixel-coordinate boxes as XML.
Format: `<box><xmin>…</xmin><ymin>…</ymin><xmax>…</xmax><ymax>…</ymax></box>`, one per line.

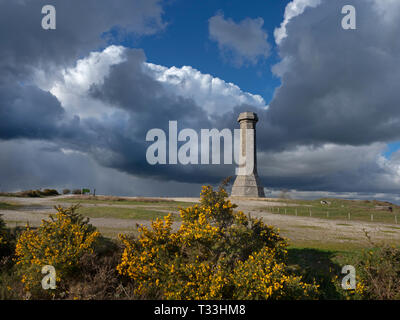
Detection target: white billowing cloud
<box><xmin>47</xmin><ymin>45</ymin><xmax>128</xmax><ymax>119</ymax></box>
<box><xmin>209</xmin><ymin>14</ymin><xmax>271</xmax><ymax>66</ymax></box>
<box><xmin>377</xmin><ymin>150</ymin><xmax>400</xmax><ymax>185</ymax></box>
<box><xmin>274</xmin><ymin>0</ymin><xmax>321</xmax><ymax>45</ymax></box>
<box><xmin>57</xmin><ymin>46</ymin><xmax>127</xmax><ymax>94</ymax></box>
<box><xmin>39</xmin><ymin>45</ymin><xmax>266</xmax><ymax>120</ymax></box>
<box><xmin>144</xmin><ymin>63</ymin><xmax>267</xmax><ymax>115</ymax></box>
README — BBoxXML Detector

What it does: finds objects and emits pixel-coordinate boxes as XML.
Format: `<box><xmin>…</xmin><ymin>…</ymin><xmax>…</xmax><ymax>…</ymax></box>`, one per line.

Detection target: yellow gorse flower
<box><xmin>15</xmin><ymin>206</ymin><xmax>100</xmax><ymax>292</ymax></box>
<box><xmin>117</xmin><ymin>185</ymin><xmax>319</xmax><ymax>300</ymax></box>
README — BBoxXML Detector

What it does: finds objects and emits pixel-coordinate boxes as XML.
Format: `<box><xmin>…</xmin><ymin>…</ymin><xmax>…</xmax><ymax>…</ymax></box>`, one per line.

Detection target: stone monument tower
<box><xmin>231</xmin><ymin>112</ymin><xmax>265</xmax><ymax>198</ymax></box>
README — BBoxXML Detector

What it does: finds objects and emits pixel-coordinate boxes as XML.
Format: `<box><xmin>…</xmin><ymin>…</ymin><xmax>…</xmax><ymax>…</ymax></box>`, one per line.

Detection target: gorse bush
<box><xmin>41</xmin><ymin>189</ymin><xmax>59</xmax><ymax>196</ymax></box>
<box><xmin>0</xmin><ymin>216</ymin><xmax>7</xmax><ymax>249</ymax></box>
<box><xmin>4</xmin><ymin>185</ymin><xmax>400</xmax><ymax>300</ymax></box>
<box><xmin>18</xmin><ymin>189</ymin><xmax>59</xmax><ymax>197</ymax></box>
<box><xmin>232</xmin><ymin>247</ymin><xmax>318</xmax><ymax>299</ymax></box>
<box><xmin>65</xmin><ymin>251</ymin><xmax>137</xmax><ymax>300</ymax></box>
<box><xmin>355</xmin><ymin>233</ymin><xmax>400</xmax><ymax>299</ymax></box>
<box><xmin>15</xmin><ymin>205</ymin><xmax>100</xmax><ymax>296</ymax></box>
<box><xmin>117</xmin><ymin>184</ymin><xmax>319</xmax><ymax>299</ymax></box>
<box><xmin>0</xmin><ymin>215</ymin><xmax>28</xmax><ymax>300</ymax></box>
<box><xmin>0</xmin><ymin>215</ymin><xmax>22</xmax><ymax>260</ymax></box>
<box><xmin>0</xmin><ymin>215</ymin><xmax>10</xmax><ymax>258</ymax></box>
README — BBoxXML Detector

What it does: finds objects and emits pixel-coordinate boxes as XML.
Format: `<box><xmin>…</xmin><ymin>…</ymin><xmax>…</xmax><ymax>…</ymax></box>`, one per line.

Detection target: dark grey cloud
<box><xmin>0</xmin><ymin>0</ymin><xmax>167</xmax><ymax>142</ymax></box>
<box><xmin>257</xmin><ymin>143</ymin><xmax>400</xmax><ymax>194</ymax></box>
<box><xmin>0</xmin><ymin>1</ymin><xmax>217</xmax><ymax>194</ymax></box>
<box><xmin>0</xmin><ymin>84</ymin><xmax>64</xmax><ymax>140</ymax></box>
<box><xmin>0</xmin><ymin>140</ymin><xmax>203</xmax><ymax>197</ymax></box>
<box><xmin>206</xmin><ymin>0</ymin><xmax>400</xmax><ymax>196</ymax></box>
<box><xmin>2</xmin><ymin>0</ymin><xmax>400</xmax><ymax>199</ymax></box>
<box><xmin>87</xmin><ymin>49</ymin><xmax>235</xmax><ymax>184</ymax></box>
<box><xmin>260</xmin><ymin>0</ymin><xmax>400</xmax><ymax>150</ymax></box>
<box><xmin>0</xmin><ymin>0</ymin><xmax>164</xmax><ymax>75</ymax></box>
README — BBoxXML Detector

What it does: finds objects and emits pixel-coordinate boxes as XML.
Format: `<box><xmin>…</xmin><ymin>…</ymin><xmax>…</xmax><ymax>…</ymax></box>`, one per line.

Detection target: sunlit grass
<box><xmin>58</xmin><ymin>196</ymin><xmax>196</xmax><ymax>208</ymax></box>
<box><xmin>76</xmin><ymin>206</ymin><xmax>181</xmax><ymax>221</ymax></box>
<box><xmin>257</xmin><ymin>198</ymin><xmax>400</xmax><ymax>224</ymax></box>
<box><xmin>0</xmin><ymin>202</ymin><xmax>22</xmax><ymax>210</ymax></box>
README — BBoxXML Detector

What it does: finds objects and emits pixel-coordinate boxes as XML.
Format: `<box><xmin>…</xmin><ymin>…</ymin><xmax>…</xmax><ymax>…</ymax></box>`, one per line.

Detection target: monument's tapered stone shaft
<box><xmin>231</xmin><ymin>112</ymin><xmax>265</xmax><ymax>198</ymax></box>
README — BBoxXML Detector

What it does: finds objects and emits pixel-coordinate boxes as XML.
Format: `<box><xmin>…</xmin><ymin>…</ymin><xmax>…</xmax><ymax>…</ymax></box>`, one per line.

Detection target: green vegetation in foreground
<box><xmin>286</xmin><ymin>246</ymin><xmax>362</xmax><ymax>299</ymax></box>
<box><xmin>258</xmin><ymin>198</ymin><xmax>400</xmax><ymax>224</ymax></box>
<box><xmin>287</xmin><ymin>238</ymin><xmax>370</xmax><ymax>252</ymax></box>
<box><xmin>0</xmin><ymin>202</ymin><xmax>22</xmax><ymax>210</ymax></box>
<box><xmin>75</xmin><ymin>206</ymin><xmax>180</xmax><ymax>221</ymax></box>
<box><xmin>286</xmin><ymin>238</ymin><xmax>400</xmax><ymax>299</ymax></box>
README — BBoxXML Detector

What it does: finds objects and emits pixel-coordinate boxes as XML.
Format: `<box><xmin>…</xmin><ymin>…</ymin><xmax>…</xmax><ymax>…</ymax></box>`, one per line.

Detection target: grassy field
<box><xmin>59</xmin><ymin>196</ymin><xmax>196</xmax><ymax>222</ymax></box>
<box><xmin>285</xmin><ymin>245</ymin><xmax>366</xmax><ymax>299</ymax></box>
<box><xmin>1</xmin><ymin>194</ymin><xmax>399</xmax><ymax>300</ymax></box>
<box><xmin>58</xmin><ymin>196</ymin><xmax>196</xmax><ymax>209</ymax></box>
<box><xmin>75</xmin><ymin>206</ymin><xmax>181</xmax><ymax>221</ymax></box>
<box><xmin>258</xmin><ymin>198</ymin><xmax>400</xmax><ymax>224</ymax></box>
<box><xmin>0</xmin><ymin>202</ymin><xmax>22</xmax><ymax>210</ymax></box>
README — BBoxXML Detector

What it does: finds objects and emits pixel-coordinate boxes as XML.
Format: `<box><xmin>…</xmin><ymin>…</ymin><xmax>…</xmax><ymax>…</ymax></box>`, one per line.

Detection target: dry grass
<box><xmin>60</xmin><ymin>195</ymin><xmax>176</xmax><ymax>203</ymax></box>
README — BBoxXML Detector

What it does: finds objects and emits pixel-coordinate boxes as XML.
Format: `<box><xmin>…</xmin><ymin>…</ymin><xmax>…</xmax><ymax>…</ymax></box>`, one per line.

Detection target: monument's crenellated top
<box><xmin>237</xmin><ymin>112</ymin><xmax>258</xmax><ymax>123</ymax></box>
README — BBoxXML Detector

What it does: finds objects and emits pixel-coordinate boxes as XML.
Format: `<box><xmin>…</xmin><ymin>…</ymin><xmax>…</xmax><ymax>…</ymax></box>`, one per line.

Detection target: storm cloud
<box><xmin>263</xmin><ymin>0</ymin><xmax>400</xmax><ymax>149</ymax></box>
<box><xmin>1</xmin><ymin>0</ymin><xmax>400</xmax><ymax>200</ymax></box>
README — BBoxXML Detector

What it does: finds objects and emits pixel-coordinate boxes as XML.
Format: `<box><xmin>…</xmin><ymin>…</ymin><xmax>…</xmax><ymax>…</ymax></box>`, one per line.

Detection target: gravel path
<box><xmin>233</xmin><ymin>199</ymin><xmax>400</xmax><ymax>246</ymax></box>
<box><xmin>1</xmin><ymin>196</ymin><xmax>399</xmax><ymax>245</ymax></box>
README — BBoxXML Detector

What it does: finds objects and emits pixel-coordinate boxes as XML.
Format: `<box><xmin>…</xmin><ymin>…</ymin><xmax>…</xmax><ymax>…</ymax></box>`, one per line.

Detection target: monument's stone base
<box><xmin>231</xmin><ymin>174</ymin><xmax>265</xmax><ymax>198</ymax></box>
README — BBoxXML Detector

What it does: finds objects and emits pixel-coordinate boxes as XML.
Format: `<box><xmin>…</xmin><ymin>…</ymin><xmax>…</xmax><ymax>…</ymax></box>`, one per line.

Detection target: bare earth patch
<box><xmin>1</xmin><ymin>195</ymin><xmax>399</xmax><ymax>248</ymax></box>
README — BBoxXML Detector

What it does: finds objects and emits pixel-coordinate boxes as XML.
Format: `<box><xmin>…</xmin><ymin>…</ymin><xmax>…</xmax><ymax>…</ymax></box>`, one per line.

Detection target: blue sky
<box><xmin>385</xmin><ymin>142</ymin><xmax>400</xmax><ymax>159</ymax></box>
<box><xmin>104</xmin><ymin>0</ymin><xmax>289</xmax><ymax>104</ymax></box>
<box><xmin>103</xmin><ymin>0</ymin><xmax>400</xmax><ymax>160</ymax></box>
<box><xmin>2</xmin><ymin>0</ymin><xmax>400</xmax><ymax>201</ymax></box>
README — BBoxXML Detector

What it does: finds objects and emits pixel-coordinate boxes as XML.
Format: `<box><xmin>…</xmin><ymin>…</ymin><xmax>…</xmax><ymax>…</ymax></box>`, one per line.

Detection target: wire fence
<box><xmin>263</xmin><ymin>206</ymin><xmax>399</xmax><ymax>225</ymax></box>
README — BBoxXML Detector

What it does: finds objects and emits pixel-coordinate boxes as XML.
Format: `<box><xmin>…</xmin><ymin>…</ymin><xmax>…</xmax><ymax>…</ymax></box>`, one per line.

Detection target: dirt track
<box><xmin>1</xmin><ymin>195</ymin><xmax>399</xmax><ymax>247</ymax></box>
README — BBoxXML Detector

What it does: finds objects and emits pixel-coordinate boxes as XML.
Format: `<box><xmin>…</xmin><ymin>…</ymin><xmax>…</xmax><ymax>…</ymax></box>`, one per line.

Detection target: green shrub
<box><xmin>17</xmin><ymin>189</ymin><xmax>59</xmax><ymax>197</ymax></box>
<box><xmin>0</xmin><ymin>215</ymin><xmax>20</xmax><ymax>259</ymax></box>
<box><xmin>66</xmin><ymin>250</ymin><xmax>137</xmax><ymax>300</ymax></box>
<box><xmin>0</xmin><ymin>258</ymin><xmax>22</xmax><ymax>299</ymax></box>
<box><xmin>15</xmin><ymin>205</ymin><xmax>100</xmax><ymax>298</ymax></box>
<box><xmin>356</xmin><ymin>233</ymin><xmax>400</xmax><ymax>299</ymax></box>
<box><xmin>41</xmin><ymin>189</ymin><xmax>59</xmax><ymax>196</ymax></box>
<box><xmin>117</xmin><ymin>183</ymin><xmax>319</xmax><ymax>299</ymax></box>
<box><xmin>21</xmin><ymin>190</ymin><xmax>42</xmax><ymax>197</ymax></box>
<box><xmin>72</xmin><ymin>189</ymin><xmax>82</xmax><ymax>195</ymax></box>
<box><xmin>0</xmin><ymin>215</ymin><xmax>9</xmax><ymax>258</ymax></box>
